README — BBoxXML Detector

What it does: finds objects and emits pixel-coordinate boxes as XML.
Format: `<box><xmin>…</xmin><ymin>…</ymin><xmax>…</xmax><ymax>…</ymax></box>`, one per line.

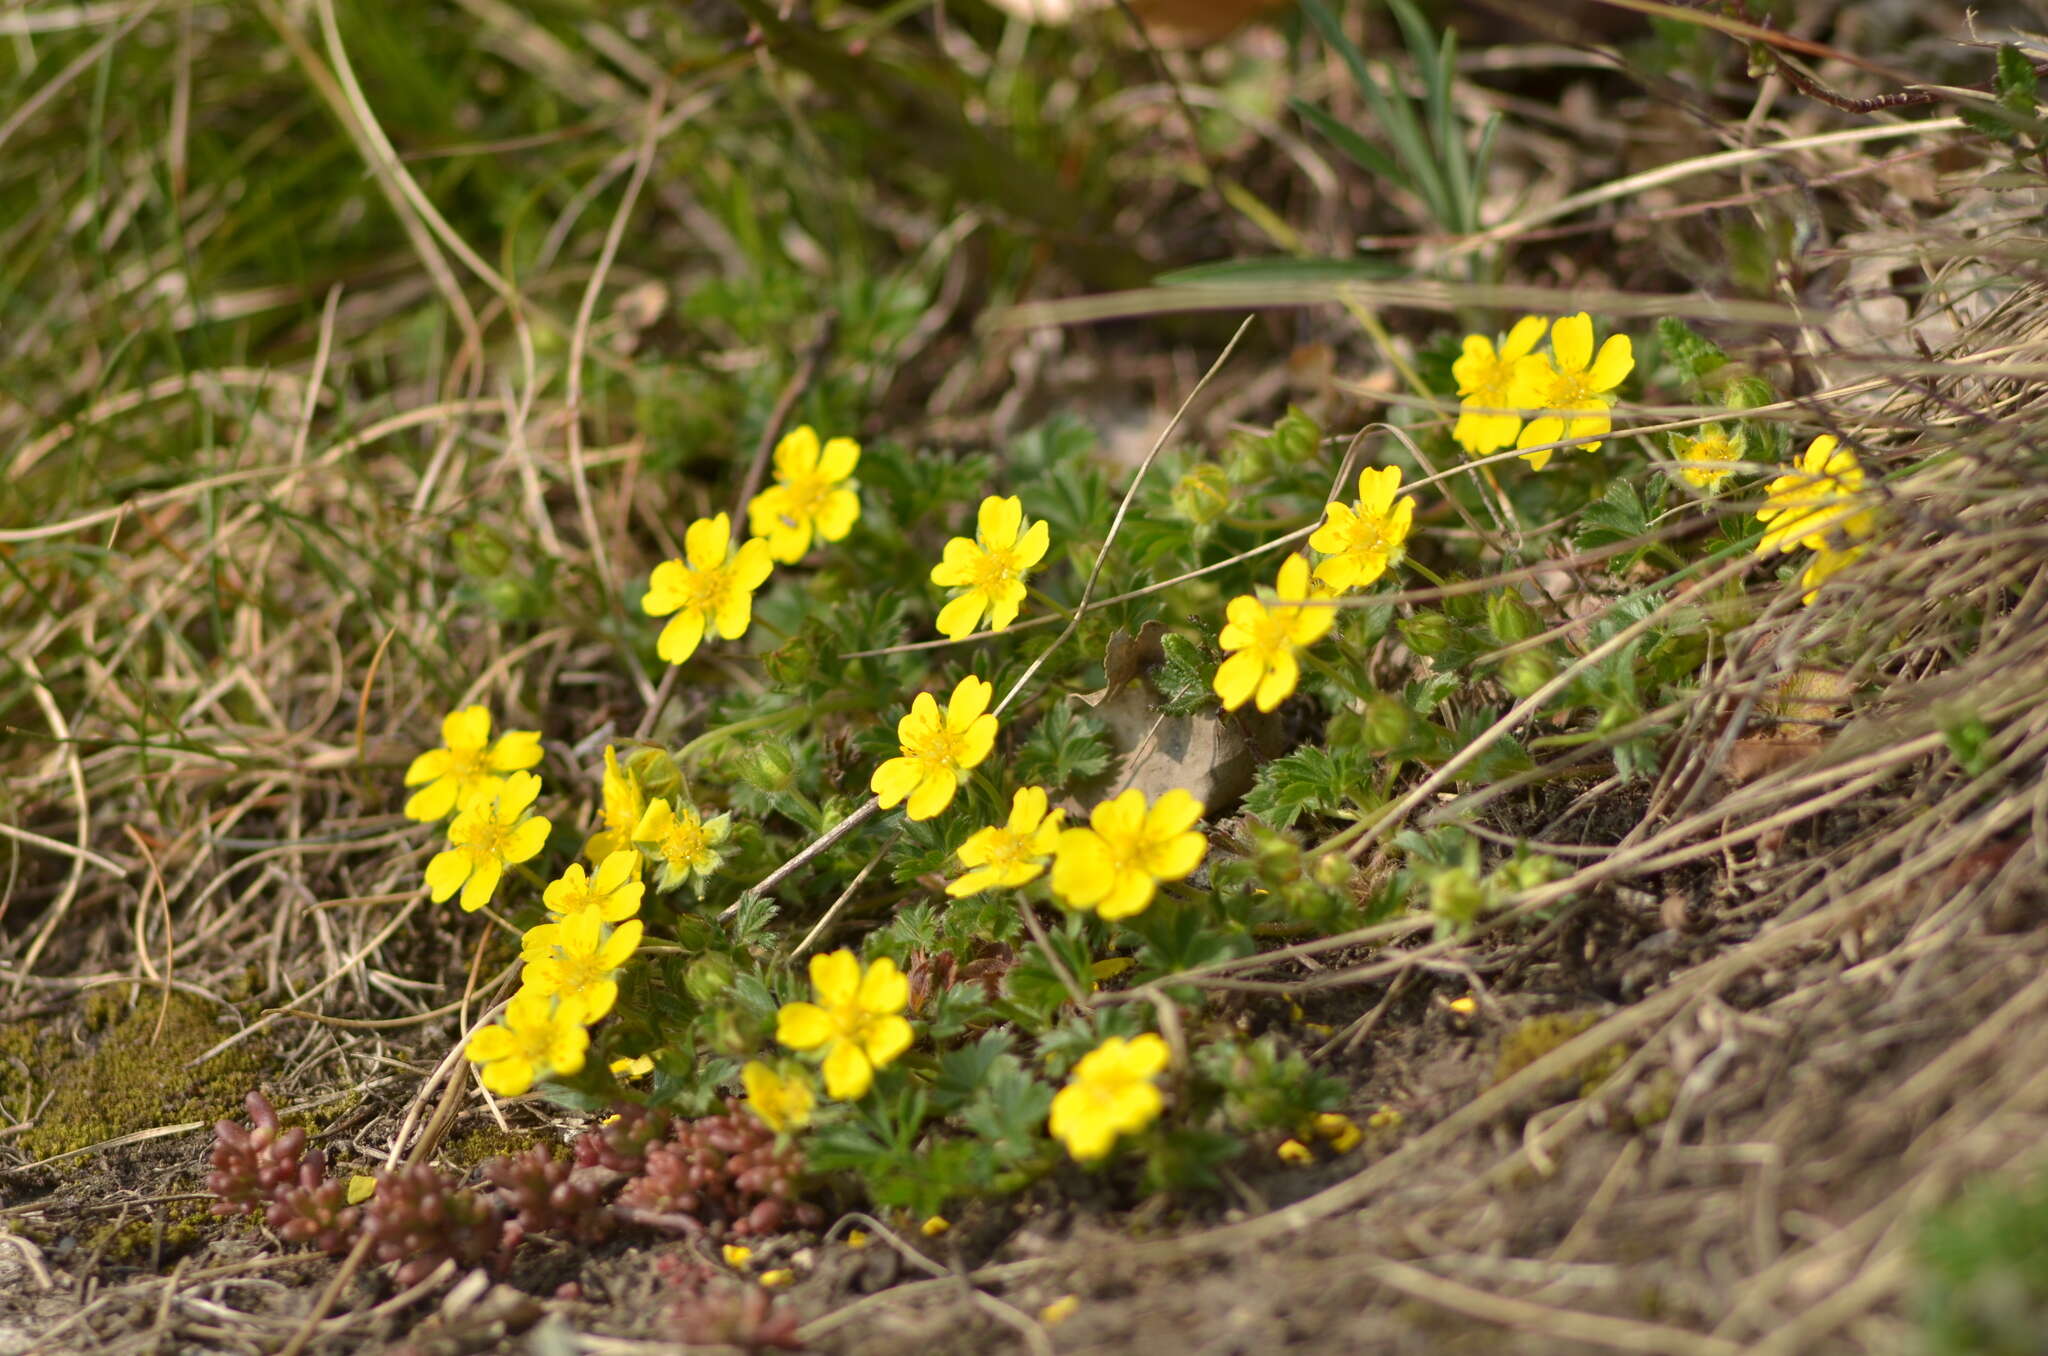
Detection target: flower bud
<box><xmin>1252</xmin><ymin>827</ymin><xmax>1302</xmax><ymax>885</ymax></box>
<box><xmin>452</xmin><ymin>524</ymin><xmax>511</xmax><ymax>578</ymax></box>
<box><xmin>1428</xmin><ymin>866</ymin><xmax>1486</xmax><ymax>933</ymax></box>
<box><xmin>1721</xmin><ymin>375</ymin><xmax>1776</xmax><ymax>411</ymax></box>
<box><xmin>685</xmin><ymin>954</ymin><xmax>738</xmax><ymax>1007</ymax></box>
<box><xmin>1171</xmin><ymin>464</ymin><xmax>1232</xmax><ymax>527</ymax></box>
<box><xmin>625</xmin><ymin>746</ymin><xmax>682</xmax><ymax>801</ymax></box>
<box><xmin>1485</xmin><ymin>592</ymin><xmax>1545</xmax><ymax>646</ymax></box>
<box><xmin>1311</xmin><ymin>852</ymin><xmax>1353</xmax><ymax>891</ymax></box>
<box><xmin>735</xmin><ymin>742</ymin><xmax>798</xmax><ymax>796</ymax></box>
<box><xmin>1362</xmin><ymin>694</ymin><xmax>1411</xmax><ymax>753</ymax></box>
<box><xmin>1501</xmin><ymin>650</ymin><xmax>1557</xmax><ymax>700</ymax></box>
<box><xmin>1399</xmin><ymin>611</ymin><xmax>1455</xmax><ymax>658</ymax></box>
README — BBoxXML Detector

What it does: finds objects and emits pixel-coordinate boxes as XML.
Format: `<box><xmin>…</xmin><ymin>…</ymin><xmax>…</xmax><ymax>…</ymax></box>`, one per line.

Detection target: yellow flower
<box><xmin>520</xmin><ymin>912</ymin><xmax>642</xmax><ymax>1022</ymax></box>
<box><xmin>948</xmin><ymin>786</ymin><xmax>1065</xmax><ymax>897</ymax></box>
<box><xmin>402</xmin><ymin>706</ymin><xmax>543</xmax><ymax>822</ymax></box>
<box><xmin>631</xmin><ymin>797</ymin><xmax>732</xmax><ymax>895</ymax></box>
<box><xmin>465</xmin><ymin>989</ymin><xmax>590</xmax><ymax>1097</ymax></box>
<box><xmin>759</xmin><ymin>1269</ymin><xmax>795</xmax><ymax>1288</ymax></box>
<box><xmin>775</xmin><ymin>950</ymin><xmax>915</xmax><ymax>1101</ymax></box>
<box><xmin>870</xmin><ymin>675</ymin><xmax>999</xmax><ymax>821</ymax></box>
<box><xmin>1312</xmin><ymin>1112</ymin><xmax>1362</xmax><ymax>1153</ymax></box>
<box><xmin>742</xmin><ymin>1060</ymin><xmax>817</xmax><ymax>1134</ymax></box>
<box><xmin>583</xmin><ymin>745</ymin><xmax>647</xmax><ymax>870</ymax></box>
<box><xmin>1451</xmin><ymin>315</ymin><xmax>1548</xmax><ymax>455</ymax></box>
<box><xmin>746</xmin><ymin>425</ymin><xmax>862</xmax><ymax>564</ymax></box>
<box><xmin>845</xmin><ymin>1229</ymin><xmax>869</xmax><ymax>1249</ymax></box>
<box><xmin>643</xmin><ymin>513</ymin><xmax>775</xmax><ymax>667</ymax></box>
<box><xmin>1671</xmin><ymin>422</ymin><xmax>1745</xmax><ymax>489</ymax></box>
<box><xmin>1277</xmin><ymin>1138</ymin><xmax>1313</xmax><ymax>1164</ymax></box>
<box><xmin>930</xmin><ymin>495</ymin><xmax>1051</xmax><ymax>640</ymax></box>
<box><xmin>1050</xmin><ymin>788</ymin><xmax>1207</xmax><ymax>921</ymax></box>
<box><xmin>1047</xmin><ymin>1033</ymin><xmax>1170</xmax><ymax>1161</ymax></box>
<box><xmin>425</xmin><ymin>771</ymin><xmax>552</xmax><ymax>913</ymax></box>
<box><xmin>609</xmin><ymin>1054</ymin><xmax>655</xmax><ymax>1080</ymax></box>
<box><xmin>1509</xmin><ymin>312</ymin><xmax>1634</xmax><ymax>468</ymax></box>
<box><xmin>723</xmin><ymin>1244</ymin><xmax>753</xmax><ymax>1269</ymax></box>
<box><xmin>1799</xmin><ymin>542</ymin><xmax>1865</xmax><ymax>605</ymax></box>
<box><xmin>542</xmin><ymin>850</ymin><xmax>644</xmax><ymax>923</ymax></box>
<box><xmin>1039</xmin><ymin>1295</ymin><xmax>1080</xmax><ymax>1327</ymax></box>
<box><xmin>1214</xmin><ymin>554</ymin><xmax>1336</xmax><ymax>713</ymax></box>
<box><xmin>920</xmin><ymin>1215</ymin><xmax>950</xmax><ymax>1237</ymax></box>
<box><xmin>1756</xmin><ymin>434</ymin><xmax>1875</xmax><ymax>557</ymax></box>
<box><xmin>1309</xmin><ymin>465</ymin><xmax>1414</xmax><ymax>594</ymax></box>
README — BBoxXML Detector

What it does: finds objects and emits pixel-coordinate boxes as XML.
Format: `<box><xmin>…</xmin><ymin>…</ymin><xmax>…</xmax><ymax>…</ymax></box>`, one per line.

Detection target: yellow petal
<box><xmin>858</xmin><ymin>957</ymin><xmax>908</xmax><ymax>1015</ymax></box>
<box><xmin>776</xmin><ymin>1002</ymin><xmax>835</xmax><ymax>1051</ymax></box>
<box><xmin>860</xmin><ymin>1014</ymin><xmax>914</xmax><ymax>1068</ymax></box>
<box><xmin>404</xmin><ymin>779</ymin><xmax>458</xmax><ymax>823</ymax></box>
<box><xmin>466</xmin><ymin>1025</ymin><xmax>515</xmax><ymax>1063</ymax></box>
<box><xmin>643</xmin><ymin>559</ymin><xmax>687</xmax><ymax>616</ymax></box>
<box><xmin>904</xmin><ymin>767</ymin><xmax>958</xmax><ymax>820</ymax></box>
<box><xmin>773</xmin><ymin>425</ymin><xmax>821</xmax><ymax>478</ymax></box>
<box><xmin>1356</xmin><ymin>464</ymin><xmax>1402</xmax><ymax>517</ymax></box>
<box><xmin>1451</xmin><ymin>334</ymin><xmax>1497</xmax><ymax>395</ymax></box>
<box><xmin>1095</xmin><ymin>870</ymin><xmax>1155</xmax><ymax>921</ymax></box>
<box><xmin>1587</xmin><ymin>334</ymin><xmax>1634</xmax><ymax>392</ymax></box>
<box><xmin>732</xmin><ymin>537</ymin><xmax>775</xmax><ymax>591</ymax></box>
<box><xmin>443</xmin><ymin>706</ymin><xmax>492</xmax><ymax>752</ymax></box>
<box><xmin>489</xmin><ymin>730</ymin><xmax>544</xmax><ymax>772</ymax></box>
<box><xmin>976</xmin><ymin>495</ymin><xmax>1022</xmax><ymax>551</ymax></box>
<box><xmin>1146</xmin><ymin>788</ymin><xmax>1204</xmax><ymax>839</ymax></box>
<box><xmin>425</xmin><ymin>849</ymin><xmax>471</xmax><ymax>902</ymax></box>
<box><xmin>1550</xmin><ymin>312</ymin><xmax>1593</xmax><ymax>373</ymax></box>
<box><xmin>870</xmin><ymin>756</ymin><xmax>924</xmax><ymax>809</ymax></box>
<box><xmin>954</xmin><ymin>714</ymin><xmax>998</xmax><ymax>769</ymax></box>
<box><xmin>1502</xmin><ymin>314</ymin><xmax>1549</xmax><ymax>361</ymax></box>
<box><xmin>1275</xmin><ymin>553</ymin><xmax>1312</xmax><ymax>601</ymax></box>
<box><xmin>815</xmin><ymin>488</ymin><xmax>861</xmax><ymax>543</ymax></box>
<box><xmin>1050</xmin><ymin>828</ymin><xmax>1111</xmax><ymax>908</ymax></box>
<box><xmin>714</xmin><ymin>589</ymin><xmax>753</xmax><ymax>641</ymax></box>
<box><xmin>1213</xmin><ymin>650</ymin><xmax>1262</xmax><ymax>711</ymax></box>
<box><xmin>685</xmin><ymin>514</ymin><xmax>732</xmax><ymax>570</ymax></box>
<box><xmin>658</xmin><ymin>610</ymin><xmax>707</xmax><ymax>665</ymax></box>
<box><xmin>947</xmin><ymin>674</ymin><xmax>994</xmax><ymax>728</ymax></box>
<box><xmin>480</xmin><ymin>1056</ymin><xmax>536</xmax><ymax>1097</ymax></box>
<box><xmin>1013</xmin><ymin>518</ymin><xmax>1050</xmax><ymax>569</ymax></box>
<box><xmin>1009</xmin><ymin>786</ymin><xmax>1049</xmax><ymax>834</ymax></box>
<box><xmin>935</xmin><ymin>592</ymin><xmax>986</xmax><ymax>640</ymax></box>
<box><xmin>459</xmin><ymin>858</ymin><xmax>503</xmax><ymax>913</ymax></box>
<box><xmin>930</xmin><ymin>536</ymin><xmax>983</xmax><ymax>588</ymax></box>
<box><xmin>822</xmin><ymin>1041</ymin><xmax>873</xmax><ymax>1100</ymax></box>
<box><xmin>1255</xmin><ymin>648</ymin><xmax>1299</xmax><ymax>711</ymax></box>
<box><xmin>404</xmin><ymin>748</ymin><xmax>451</xmax><ymax>787</ymax></box>
<box><xmin>499</xmin><ymin>770</ymin><xmax>542</xmax><ymax>817</ymax></box>
<box><xmin>1145</xmin><ymin>830</ymin><xmax>1208</xmax><ymax>884</ymax></box>
<box><xmin>817</xmin><ymin>435</ymin><xmax>860</xmax><ymax>482</ymax></box>
<box><xmin>809</xmin><ymin>950</ymin><xmax>861</xmax><ymax>1006</ymax></box>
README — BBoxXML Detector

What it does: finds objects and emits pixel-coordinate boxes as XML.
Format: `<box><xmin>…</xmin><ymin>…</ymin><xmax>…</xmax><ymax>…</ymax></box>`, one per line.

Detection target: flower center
<box><xmin>779</xmin><ymin>474</ymin><xmax>830</xmax><ymax>525</ymax></box>
<box><xmin>1251</xmin><ymin>610</ymin><xmax>1296</xmax><ymax>656</ymax></box>
<box><xmin>445</xmin><ymin>746</ymin><xmax>487</xmax><ymax>784</ymax></box>
<box><xmin>910</xmin><ymin>728</ymin><xmax>964</xmax><ymax>768</ymax></box>
<box><xmin>555</xmin><ymin>952</ymin><xmax>609</xmax><ymax>992</ymax></box>
<box><xmin>679</xmin><ymin>561</ymin><xmax>734</xmax><ymax>612</ymax></box>
<box><xmin>464</xmin><ymin>815</ymin><xmax>513</xmax><ymax>856</ymax></box>
<box><xmin>661</xmin><ymin>820</ymin><xmax>708</xmax><ymax>869</ymax></box>
<box><xmin>1542</xmin><ymin>367</ymin><xmax>1600</xmax><ymax>408</ymax></box>
<box><xmin>967</xmin><ymin>548</ymin><xmax>1019</xmax><ymax>594</ymax></box>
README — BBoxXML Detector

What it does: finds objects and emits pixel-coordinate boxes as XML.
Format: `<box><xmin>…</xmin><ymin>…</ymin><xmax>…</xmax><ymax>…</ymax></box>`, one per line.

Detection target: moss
<box><xmin>92</xmin><ymin>1203</ymin><xmax>214</xmax><ymax>1265</ymax></box>
<box><xmin>1492</xmin><ymin>1010</ymin><xmax>1632</xmax><ymax>1098</ymax></box>
<box><xmin>19</xmin><ymin>991</ymin><xmax>268</xmax><ymax>1160</ymax></box>
<box><xmin>442</xmin><ymin>1124</ymin><xmax>562</xmax><ymax>1171</ymax></box>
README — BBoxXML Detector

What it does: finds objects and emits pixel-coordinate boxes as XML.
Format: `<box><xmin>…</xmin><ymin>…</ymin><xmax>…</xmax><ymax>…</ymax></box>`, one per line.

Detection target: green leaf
<box><xmin>1015</xmin><ymin>702</ymin><xmax>1117</xmax><ymax>790</ymax></box>
<box><xmin>1997</xmin><ymin>43</ymin><xmax>2039</xmax><ymax>115</ymax></box>
<box><xmin>933</xmin><ymin>1029</ymin><xmax>1015</xmax><ymax>1112</ymax></box>
<box><xmin>959</xmin><ymin>1057</ymin><xmax>1054</xmax><ymax>1165</ymax></box>
<box><xmin>1575</xmin><ymin>479</ymin><xmax>1655</xmax><ymax>567</ymax></box>
<box><xmin>1154</xmin><ymin>632</ymin><xmax>1216</xmax><ymax>716</ymax></box>
<box><xmin>1243</xmin><ymin>744</ymin><xmax>1374</xmax><ymax>828</ymax></box>
<box><xmin>1655</xmin><ymin>315</ymin><xmax>1728</xmax><ymax>384</ymax></box>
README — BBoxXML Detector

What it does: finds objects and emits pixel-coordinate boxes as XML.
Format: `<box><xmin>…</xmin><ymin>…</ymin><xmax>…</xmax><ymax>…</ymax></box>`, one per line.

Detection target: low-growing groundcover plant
<box><xmin>206</xmin><ymin>304</ymin><xmax>1908</xmax><ymax>1277</ymax></box>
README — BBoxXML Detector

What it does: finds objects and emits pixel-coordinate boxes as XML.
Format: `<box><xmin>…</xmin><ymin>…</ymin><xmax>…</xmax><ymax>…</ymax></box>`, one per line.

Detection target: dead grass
<box><xmin>5</xmin><ymin>0</ymin><xmax>2048</xmax><ymax>1352</ymax></box>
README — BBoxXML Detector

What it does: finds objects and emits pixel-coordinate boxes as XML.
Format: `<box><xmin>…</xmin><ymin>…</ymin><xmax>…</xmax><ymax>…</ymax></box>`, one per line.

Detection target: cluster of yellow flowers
<box><xmin>641</xmin><ymin>425</ymin><xmax>1055</xmax><ymax>666</ymax></box>
<box><xmin>1753</xmin><ymin>434</ymin><xmax>1877</xmax><ymax>603</ymax></box>
<box><xmin>1210</xmin><ymin>465</ymin><xmax>1416</xmax><ymax>714</ymax></box>
<box><xmin>1452</xmin><ymin>312</ymin><xmax>1634</xmax><ymax>468</ymax></box>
